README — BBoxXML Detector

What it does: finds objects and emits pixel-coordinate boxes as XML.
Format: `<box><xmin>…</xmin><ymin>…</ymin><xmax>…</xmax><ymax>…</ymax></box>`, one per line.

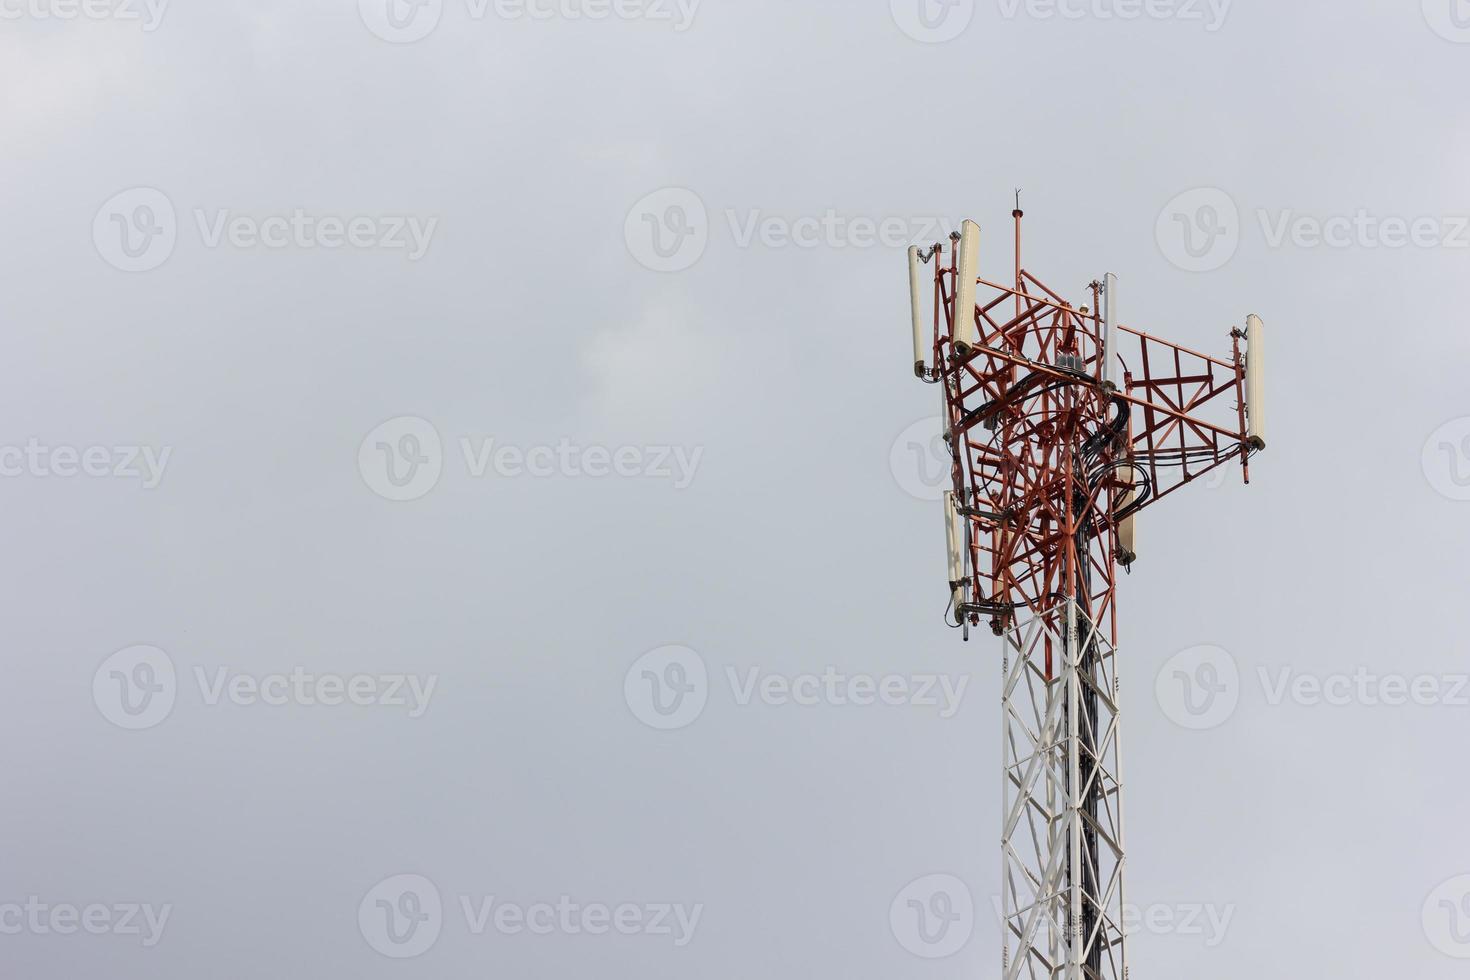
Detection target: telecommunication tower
<box><xmin>906</xmin><ymin>204</ymin><xmax>1265</xmax><ymax>980</ymax></box>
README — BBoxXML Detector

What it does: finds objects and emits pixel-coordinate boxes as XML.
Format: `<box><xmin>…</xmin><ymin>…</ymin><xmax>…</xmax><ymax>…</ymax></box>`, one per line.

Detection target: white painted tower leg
<box><xmin>1001</xmin><ymin>600</ymin><xmax>1128</xmax><ymax>980</ymax></box>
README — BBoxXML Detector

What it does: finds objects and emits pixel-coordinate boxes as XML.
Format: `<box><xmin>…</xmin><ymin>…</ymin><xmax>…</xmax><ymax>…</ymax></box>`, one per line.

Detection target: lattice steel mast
<box><xmin>907</xmin><ymin>205</ymin><xmax>1265</xmax><ymax>980</ymax></box>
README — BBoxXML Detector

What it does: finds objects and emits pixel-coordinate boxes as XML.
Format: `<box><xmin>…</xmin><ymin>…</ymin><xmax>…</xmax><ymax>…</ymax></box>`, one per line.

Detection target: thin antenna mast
<box><xmin>1013</xmin><ymin>190</ymin><xmax>1024</xmax><ymax>320</ymax></box>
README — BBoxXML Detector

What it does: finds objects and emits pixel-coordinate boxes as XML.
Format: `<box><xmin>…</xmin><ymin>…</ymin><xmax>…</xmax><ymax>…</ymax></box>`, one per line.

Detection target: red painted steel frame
<box><xmin>930</xmin><ymin>213</ymin><xmax>1256</xmax><ymax>641</ymax></box>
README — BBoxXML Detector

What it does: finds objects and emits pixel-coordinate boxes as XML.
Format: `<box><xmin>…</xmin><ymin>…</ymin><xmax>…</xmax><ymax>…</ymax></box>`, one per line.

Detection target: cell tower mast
<box><xmin>906</xmin><ymin>207</ymin><xmax>1265</xmax><ymax>980</ymax></box>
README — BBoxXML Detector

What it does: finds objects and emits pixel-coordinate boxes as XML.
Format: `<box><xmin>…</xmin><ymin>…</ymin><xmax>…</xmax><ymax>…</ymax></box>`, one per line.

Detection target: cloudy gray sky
<box><xmin>2</xmin><ymin>0</ymin><xmax>1469</xmax><ymax>977</ymax></box>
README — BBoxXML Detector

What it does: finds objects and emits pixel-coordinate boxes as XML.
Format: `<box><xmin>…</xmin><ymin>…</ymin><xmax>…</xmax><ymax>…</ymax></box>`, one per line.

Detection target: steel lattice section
<box><xmin>908</xmin><ymin>208</ymin><xmax>1265</xmax><ymax>980</ymax></box>
<box><xmin>1001</xmin><ymin>601</ymin><xmax>1127</xmax><ymax>980</ymax></box>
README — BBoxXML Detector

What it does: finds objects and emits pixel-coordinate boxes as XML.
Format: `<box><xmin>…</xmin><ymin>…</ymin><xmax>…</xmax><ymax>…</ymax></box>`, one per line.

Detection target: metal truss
<box><xmin>923</xmin><ymin>210</ymin><xmax>1260</xmax><ymax>635</ymax></box>
<box><xmin>910</xmin><ymin>206</ymin><xmax>1263</xmax><ymax>980</ymax></box>
<box><xmin>1001</xmin><ymin>599</ymin><xmax>1127</xmax><ymax>980</ymax></box>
